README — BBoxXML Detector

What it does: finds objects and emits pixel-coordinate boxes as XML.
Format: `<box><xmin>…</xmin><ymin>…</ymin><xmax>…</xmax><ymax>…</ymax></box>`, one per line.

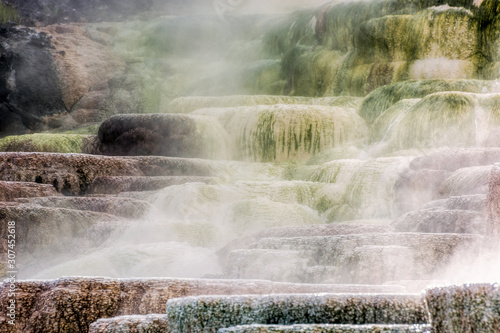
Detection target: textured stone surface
<box><xmin>0</xmin><ymin>25</ymin><xmax>65</xmax><ymax>137</ymax></box>
<box><xmin>0</xmin><ymin>277</ymin><xmax>407</xmax><ymax>333</ymax></box>
<box><xmin>166</xmin><ymin>293</ymin><xmax>427</xmax><ymax>333</ymax></box>
<box><xmin>0</xmin><ymin>152</ymin><xmax>217</xmax><ymax>194</ymax></box>
<box><xmin>0</xmin><ymin>181</ymin><xmax>60</xmax><ymax>201</ymax></box>
<box><xmin>15</xmin><ymin>196</ymin><xmax>151</xmax><ymax>218</ymax></box>
<box><xmin>486</xmin><ymin>164</ymin><xmax>500</xmax><ymax>243</ymax></box>
<box><xmin>425</xmin><ymin>283</ymin><xmax>500</xmax><ymax>333</ymax></box>
<box><xmin>89</xmin><ymin>315</ymin><xmax>169</xmax><ymax>333</ymax></box>
<box><xmin>393</xmin><ymin>209</ymin><xmax>484</xmax><ymax>234</ymax></box>
<box><xmin>0</xmin><ymin>205</ymin><xmax>121</xmax><ymax>277</ymax></box>
<box><xmin>219</xmin><ymin>223</ymin><xmax>392</xmax><ymax>264</ymax></box>
<box><xmin>217</xmin><ymin>324</ymin><xmax>432</xmax><ymax>333</ymax></box>
<box><xmin>95</xmin><ymin>114</ymin><xmax>227</xmax><ymax>158</ymax></box>
<box><xmin>224</xmin><ymin>233</ymin><xmax>481</xmax><ymax>284</ymax></box>
<box><xmin>87</xmin><ymin>176</ymin><xmax>215</xmax><ymax>194</ymax></box>
<box><xmin>409</xmin><ymin>148</ymin><xmax>500</xmax><ymax>172</ymax></box>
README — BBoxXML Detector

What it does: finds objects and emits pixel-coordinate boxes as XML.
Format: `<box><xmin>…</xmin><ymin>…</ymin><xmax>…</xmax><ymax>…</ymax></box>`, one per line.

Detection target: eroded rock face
<box><xmin>0</xmin><ymin>152</ymin><xmax>217</xmax><ymax>194</ymax></box>
<box><xmin>0</xmin><ymin>181</ymin><xmax>60</xmax><ymax>201</ymax></box>
<box><xmin>0</xmin><ymin>277</ymin><xmax>406</xmax><ymax>333</ymax></box>
<box><xmin>0</xmin><ymin>24</ymin><xmax>65</xmax><ymax>137</ymax></box>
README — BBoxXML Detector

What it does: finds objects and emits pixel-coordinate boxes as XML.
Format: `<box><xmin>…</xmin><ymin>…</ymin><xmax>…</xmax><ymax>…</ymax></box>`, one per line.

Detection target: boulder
<box><xmin>95</xmin><ymin>114</ymin><xmax>229</xmax><ymax>159</ymax></box>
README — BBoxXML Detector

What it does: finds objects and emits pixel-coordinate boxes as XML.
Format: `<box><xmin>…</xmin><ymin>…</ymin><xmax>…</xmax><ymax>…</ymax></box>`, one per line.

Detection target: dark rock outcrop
<box><xmin>0</xmin><ymin>24</ymin><xmax>65</xmax><ymax>137</ymax></box>
<box><xmin>95</xmin><ymin>114</ymin><xmax>219</xmax><ymax>158</ymax></box>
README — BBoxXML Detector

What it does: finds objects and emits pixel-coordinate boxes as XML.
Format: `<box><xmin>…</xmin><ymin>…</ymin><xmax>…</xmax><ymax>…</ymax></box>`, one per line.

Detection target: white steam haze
<box><xmin>11</xmin><ymin>0</ymin><xmax>500</xmax><ymax>294</ymax></box>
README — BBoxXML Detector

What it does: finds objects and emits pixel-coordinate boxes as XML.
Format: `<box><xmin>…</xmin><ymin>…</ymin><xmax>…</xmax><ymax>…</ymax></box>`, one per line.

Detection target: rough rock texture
<box><xmin>166</xmin><ymin>293</ymin><xmax>427</xmax><ymax>333</ymax></box>
<box><xmin>217</xmin><ymin>324</ymin><xmax>432</xmax><ymax>333</ymax></box>
<box><xmin>40</xmin><ymin>24</ymin><xmax>125</xmax><ymax>115</ymax></box>
<box><xmin>95</xmin><ymin>114</ymin><xmax>225</xmax><ymax>158</ymax></box>
<box><xmin>89</xmin><ymin>315</ymin><xmax>169</xmax><ymax>333</ymax></box>
<box><xmin>0</xmin><ymin>205</ymin><xmax>120</xmax><ymax>270</ymax></box>
<box><xmin>219</xmin><ymin>223</ymin><xmax>392</xmax><ymax>264</ymax></box>
<box><xmin>393</xmin><ymin>209</ymin><xmax>484</xmax><ymax>234</ymax></box>
<box><xmin>87</xmin><ymin>176</ymin><xmax>216</xmax><ymax>194</ymax></box>
<box><xmin>486</xmin><ymin>163</ymin><xmax>500</xmax><ymax>243</ymax></box>
<box><xmin>422</xmin><ymin>194</ymin><xmax>486</xmax><ymax>212</ymax></box>
<box><xmin>0</xmin><ymin>152</ymin><xmax>217</xmax><ymax>194</ymax></box>
<box><xmin>0</xmin><ymin>277</ymin><xmax>407</xmax><ymax>333</ymax></box>
<box><xmin>409</xmin><ymin>148</ymin><xmax>500</xmax><ymax>172</ymax></box>
<box><xmin>3</xmin><ymin>0</ymin><xmax>208</xmax><ymax>25</ymax></box>
<box><xmin>0</xmin><ymin>24</ymin><xmax>65</xmax><ymax>136</ymax></box>
<box><xmin>425</xmin><ymin>283</ymin><xmax>500</xmax><ymax>333</ymax></box>
<box><xmin>0</xmin><ymin>181</ymin><xmax>60</xmax><ymax>201</ymax></box>
<box><xmin>224</xmin><ymin>233</ymin><xmax>481</xmax><ymax>284</ymax></box>
<box><xmin>15</xmin><ymin>196</ymin><xmax>151</xmax><ymax>218</ymax></box>
<box><xmin>394</xmin><ymin>148</ymin><xmax>500</xmax><ymax>215</ymax></box>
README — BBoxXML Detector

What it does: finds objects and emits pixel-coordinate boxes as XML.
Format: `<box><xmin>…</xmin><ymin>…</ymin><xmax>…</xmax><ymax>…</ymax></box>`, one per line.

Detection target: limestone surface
<box><xmin>166</xmin><ymin>293</ymin><xmax>427</xmax><ymax>333</ymax></box>
<box><xmin>0</xmin><ymin>277</ymin><xmax>408</xmax><ymax>333</ymax></box>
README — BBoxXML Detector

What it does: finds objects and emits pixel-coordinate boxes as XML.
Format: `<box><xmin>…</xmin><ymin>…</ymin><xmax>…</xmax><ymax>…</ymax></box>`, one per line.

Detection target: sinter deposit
<box><xmin>1</xmin><ymin>0</ymin><xmax>500</xmax><ymax>332</ymax></box>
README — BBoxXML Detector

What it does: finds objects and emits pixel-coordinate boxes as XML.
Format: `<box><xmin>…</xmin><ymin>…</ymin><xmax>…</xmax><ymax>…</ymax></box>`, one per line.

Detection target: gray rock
<box><xmin>166</xmin><ymin>293</ymin><xmax>428</xmax><ymax>333</ymax></box>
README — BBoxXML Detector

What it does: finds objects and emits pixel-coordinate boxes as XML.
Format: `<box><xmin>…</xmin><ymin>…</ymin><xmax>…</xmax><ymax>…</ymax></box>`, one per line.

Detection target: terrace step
<box><xmin>166</xmin><ymin>293</ymin><xmax>427</xmax><ymax>333</ymax></box>
<box><xmin>218</xmin><ymin>324</ymin><xmax>432</xmax><ymax>333</ymax></box>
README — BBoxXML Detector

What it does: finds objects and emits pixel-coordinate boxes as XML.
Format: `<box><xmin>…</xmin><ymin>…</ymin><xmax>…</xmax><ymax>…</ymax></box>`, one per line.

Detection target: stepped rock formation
<box><xmin>0</xmin><ymin>277</ymin><xmax>404</xmax><ymax>333</ymax></box>
<box><xmin>1</xmin><ymin>0</ymin><xmax>500</xmax><ymax>331</ymax></box>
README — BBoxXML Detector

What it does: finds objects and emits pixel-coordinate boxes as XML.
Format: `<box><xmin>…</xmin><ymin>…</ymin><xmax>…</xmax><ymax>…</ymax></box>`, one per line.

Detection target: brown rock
<box><xmin>0</xmin><ymin>206</ymin><xmax>122</xmax><ymax>277</ymax></box>
<box><xmin>15</xmin><ymin>196</ymin><xmax>151</xmax><ymax>219</ymax></box>
<box><xmin>87</xmin><ymin>176</ymin><xmax>216</xmax><ymax>194</ymax></box>
<box><xmin>0</xmin><ymin>152</ymin><xmax>217</xmax><ymax>195</ymax></box>
<box><xmin>0</xmin><ymin>181</ymin><xmax>60</xmax><ymax>201</ymax></box>
<box><xmin>40</xmin><ymin>24</ymin><xmax>125</xmax><ymax>112</ymax></box>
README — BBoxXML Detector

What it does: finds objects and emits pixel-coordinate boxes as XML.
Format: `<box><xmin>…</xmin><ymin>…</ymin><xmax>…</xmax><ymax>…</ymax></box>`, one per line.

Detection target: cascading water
<box><xmin>1</xmin><ymin>0</ymin><xmax>500</xmax><ymax>332</ymax></box>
